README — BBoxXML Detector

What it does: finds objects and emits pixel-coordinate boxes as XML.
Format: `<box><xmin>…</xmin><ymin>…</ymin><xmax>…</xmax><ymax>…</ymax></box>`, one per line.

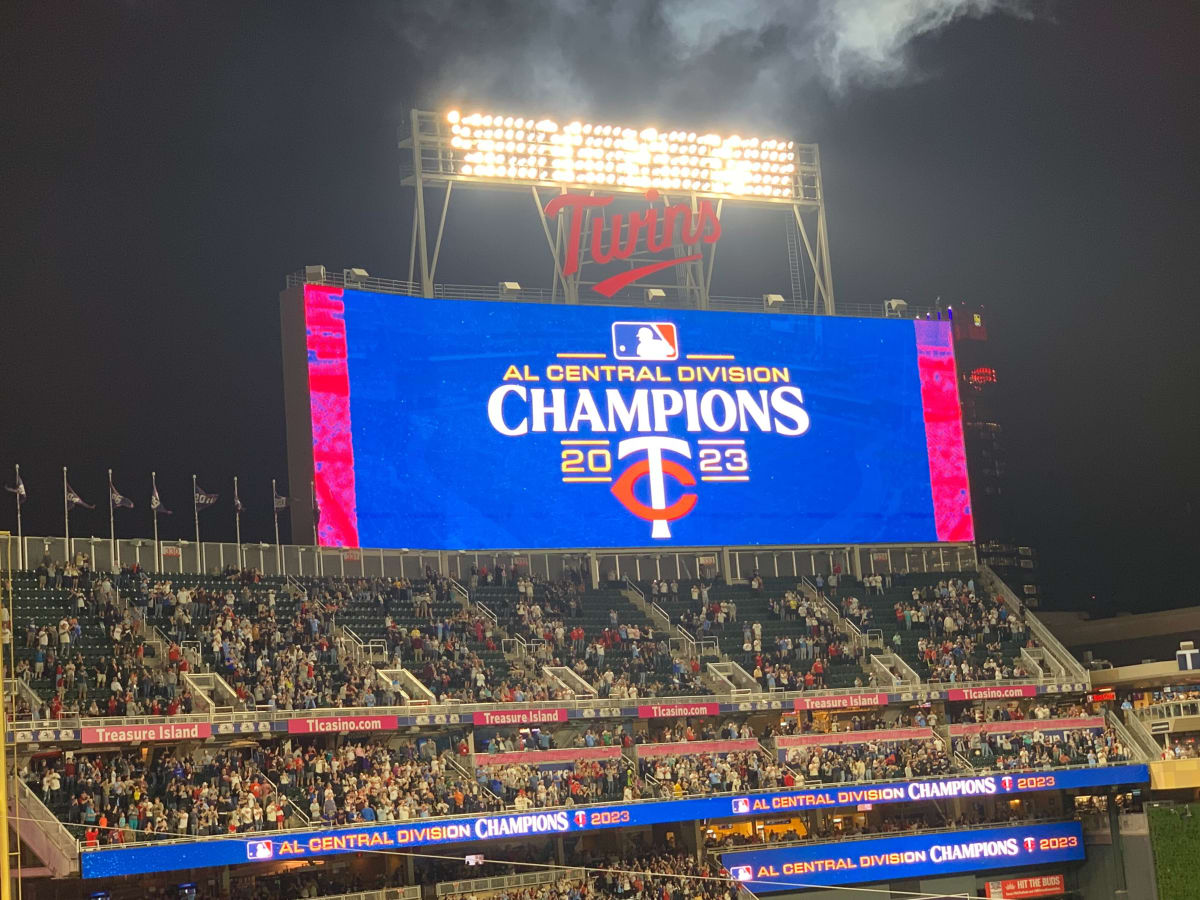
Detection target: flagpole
<box><xmin>234</xmin><ymin>476</ymin><xmax>243</xmax><ymax>571</ymax></box>
<box><xmin>192</xmin><ymin>474</ymin><xmax>202</xmax><ymax>574</ymax></box>
<box><xmin>152</xmin><ymin>472</ymin><xmax>161</xmax><ymax>572</ymax></box>
<box><xmin>108</xmin><ymin>469</ymin><xmax>116</xmax><ymax>572</ymax></box>
<box><xmin>310</xmin><ymin>478</ymin><xmax>320</xmax><ymax>576</ymax></box>
<box><xmin>13</xmin><ymin>465</ymin><xmax>22</xmax><ymax>570</ymax></box>
<box><xmin>62</xmin><ymin>466</ymin><xmax>70</xmax><ymax>560</ymax></box>
<box><xmin>272</xmin><ymin>478</ymin><xmax>282</xmax><ymax>575</ymax></box>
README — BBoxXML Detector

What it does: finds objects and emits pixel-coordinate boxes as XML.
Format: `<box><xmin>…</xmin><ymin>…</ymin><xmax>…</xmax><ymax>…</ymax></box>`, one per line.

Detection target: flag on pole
<box><xmin>4</xmin><ymin>471</ymin><xmax>25</xmax><ymax>505</ymax></box>
<box><xmin>66</xmin><ymin>483</ymin><xmax>94</xmax><ymax>510</ymax></box>
<box><xmin>109</xmin><ymin>482</ymin><xmax>134</xmax><ymax>509</ymax></box>
<box><xmin>234</xmin><ymin>486</ymin><xmax>244</xmax><ymax>513</ymax></box>
<box><xmin>151</xmin><ymin>482</ymin><xmax>172</xmax><ymax>515</ymax></box>
<box><xmin>273</xmin><ymin>490</ymin><xmax>289</xmax><ymax>510</ymax></box>
<box><xmin>194</xmin><ymin>485</ymin><xmax>219</xmax><ymax>509</ymax></box>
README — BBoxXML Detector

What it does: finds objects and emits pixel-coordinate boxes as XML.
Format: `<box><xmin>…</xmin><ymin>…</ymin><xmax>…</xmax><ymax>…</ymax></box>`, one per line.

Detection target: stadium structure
<box><xmin>0</xmin><ymin>109</ymin><xmax>1193</xmax><ymax>900</ymax></box>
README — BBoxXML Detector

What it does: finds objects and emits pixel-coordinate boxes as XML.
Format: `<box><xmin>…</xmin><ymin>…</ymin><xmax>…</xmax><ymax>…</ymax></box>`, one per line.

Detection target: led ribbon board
<box><xmin>303</xmin><ymin>288</ymin><xmax>973</xmax><ymax>550</ymax></box>
<box><xmin>721</xmin><ymin>821</ymin><xmax>1086</xmax><ymax>890</ymax></box>
<box><xmin>81</xmin><ymin>765</ymin><xmax>1147</xmax><ymax>878</ymax></box>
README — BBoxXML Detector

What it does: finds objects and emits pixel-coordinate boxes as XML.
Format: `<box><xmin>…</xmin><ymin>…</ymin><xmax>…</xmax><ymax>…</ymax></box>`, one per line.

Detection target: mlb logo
<box><xmin>730</xmin><ymin>866</ymin><xmax>754</xmax><ymax>882</ymax></box>
<box><xmin>246</xmin><ymin>840</ymin><xmax>274</xmax><ymax>861</ymax></box>
<box><xmin>612</xmin><ymin>322</ymin><xmax>679</xmax><ymax>361</ymax></box>
<box><xmin>731</xmin><ymin>797</ymin><xmax>751</xmax><ymax>814</ymax></box>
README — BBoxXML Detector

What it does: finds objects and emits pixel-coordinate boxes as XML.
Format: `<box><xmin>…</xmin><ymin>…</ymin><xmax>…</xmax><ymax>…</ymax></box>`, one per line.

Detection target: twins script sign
<box><xmin>544</xmin><ymin>189</ymin><xmax>721</xmax><ymax>297</ymax></box>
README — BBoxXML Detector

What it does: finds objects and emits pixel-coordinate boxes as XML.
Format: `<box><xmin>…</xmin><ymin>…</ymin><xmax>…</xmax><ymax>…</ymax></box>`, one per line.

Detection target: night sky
<box><xmin>3</xmin><ymin>2</ymin><xmax>1197</xmax><ymax>613</ymax></box>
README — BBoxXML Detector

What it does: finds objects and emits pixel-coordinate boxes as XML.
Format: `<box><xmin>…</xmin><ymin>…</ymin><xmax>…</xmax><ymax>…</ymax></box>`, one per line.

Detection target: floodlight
<box><xmin>441</xmin><ymin>109</ymin><xmax>799</xmax><ymax>201</ymax></box>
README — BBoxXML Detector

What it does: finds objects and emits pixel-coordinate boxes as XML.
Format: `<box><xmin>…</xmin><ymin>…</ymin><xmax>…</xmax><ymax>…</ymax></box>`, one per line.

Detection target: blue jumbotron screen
<box><xmin>301</xmin><ymin>287</ymin><xmax>972</xmax><ymax>549</ymax></box>
<box><xmin>721</xmin><ymin>821</ymin><xmax>1086</xmax><ymax>890</ymax></box>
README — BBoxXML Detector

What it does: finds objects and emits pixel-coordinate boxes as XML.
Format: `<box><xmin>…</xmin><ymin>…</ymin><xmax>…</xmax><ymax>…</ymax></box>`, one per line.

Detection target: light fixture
<box><xmin>443</xmin><ymin>110</ymin><xmax>798</xmax><ymax>201</ymax></box>
<box><xmin>644</xmin><ymin>288</ymin><xmax>667</xmax><ymax>304</ymax></box>
<box><xmin>884</xmin><ymin>298</ymin><xmax>908</xmax><ymax>317</ymax></box>
<box><xmin>763</xmin><ymin>293</ymin><xmax>786</xmax><ymax>312</ymax></box>
<box><xmin>498</xmin><ymin>281</ymin><xmax>522</xmax><ymax>298</ymax></box>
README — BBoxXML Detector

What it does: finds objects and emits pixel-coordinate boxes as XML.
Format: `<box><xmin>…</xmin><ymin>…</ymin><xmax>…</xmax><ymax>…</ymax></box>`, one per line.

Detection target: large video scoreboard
<box><xmin>283</xmin><ymin>285</ymin><xmax>973</xmax><ymax>550</ymax></box>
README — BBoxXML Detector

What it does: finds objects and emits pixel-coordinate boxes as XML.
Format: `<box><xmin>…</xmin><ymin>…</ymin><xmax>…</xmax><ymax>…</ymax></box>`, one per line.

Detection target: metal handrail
<box><xmin>307</xmin><ymin>888</ymin><xmax>420</xmax><ymax>900</ymax></box>
<box><xmin>981</xmin><ymin>564</ymin><xmax>1088</xmax><ymax>681</ymax></box>
<box><xmin>285</xmin><ymin>270</ymin><xmax>942</xmax><ymax>321</ymax></box>
<box><xmin>435</xmin><ymin>868</ymin><xmax>585</xmax><ymax>898</ymax></box>
<box><xmin>1112</xmin><ymin>708</ymin><xmax>1161</xmax><ymax>761</ymax></box>
<box><xmin>1131</xmin><ymin>696</ymin><xmax>1200</xmax><ymax>719</ymax></box>
<box><xmin>8</xmin><ymin>672</ymin><xmax>1088</xmax><ymax>734</ymax></box>
<box><xmin>474</xmin><ymin>601</ymin><xmax>498</xmax><ymax>627</ymax></box>
<box><xmin>14</xmin><ymin>779</ymin><xmax>80</xmax><ymax>870</ymax></box>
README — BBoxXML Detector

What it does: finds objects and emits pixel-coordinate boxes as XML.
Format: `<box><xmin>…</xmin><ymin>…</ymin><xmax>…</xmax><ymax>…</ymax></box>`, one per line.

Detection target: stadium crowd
<box><xmin>784</xmin><ymin>738</ymin><xmax>953</xmax><ymax>783</ymax></box>
<box><xmin>640</xmin><ymin>749</ymin><xmax>789</xmax><ymax>797</ymax></box>
<box><xmin>496</xmin><ymin>578</ymin><xmax>709</xmax><ymax>699</ymax></box>
<box><xmin>776</xmin><ymin>708</ymin><xmax>937</xmax><ymax>735</ymax></box>
<box><xmin>25</xmin><ymin>744</ymin><xmax>300</xmax><ymax>844</ymax></box>
<box><xmin>24</xmin><ymin>735</ymin><xmax>499</xmax><ymax>844</ymax></box>
<box><xmin>955</xmin><ymin>725</ymin><xmax>1130</xmax><ymax>769</ymax></box>
<box><xmin>476</xmin><ymin>758</ymin><xmax>642</xmax><ymax>807</ymax></box>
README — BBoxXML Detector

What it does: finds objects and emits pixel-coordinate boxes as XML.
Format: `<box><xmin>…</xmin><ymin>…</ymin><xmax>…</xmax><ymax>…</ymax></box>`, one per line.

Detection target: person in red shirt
<box><xmin>810</xmin><ymin>659</ymin><xmax>824</xmax><ymax>686</ymax></box>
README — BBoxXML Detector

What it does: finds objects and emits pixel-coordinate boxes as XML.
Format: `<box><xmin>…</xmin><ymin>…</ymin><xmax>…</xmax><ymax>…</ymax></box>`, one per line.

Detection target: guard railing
<box><xmin>435</xmin><ymin>868</ymin><xmax>585</xmax><ymax>898</ymax></box>
<box><xmin>8</xmin><ymin>672</ymin><xmax>1092</xmax><ymax>735</ymax></box>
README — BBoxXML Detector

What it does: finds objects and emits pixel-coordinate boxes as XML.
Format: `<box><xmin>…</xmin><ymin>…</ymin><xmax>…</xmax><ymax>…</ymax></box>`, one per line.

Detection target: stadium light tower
<box><xmin>399</xmin><ymin>108</ymin><xmax>835</xmax><ymax>314</ymax></box>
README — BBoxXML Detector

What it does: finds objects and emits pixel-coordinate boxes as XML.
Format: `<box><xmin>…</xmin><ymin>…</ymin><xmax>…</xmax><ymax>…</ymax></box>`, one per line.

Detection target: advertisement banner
<box><xmin>80</xmin><ymin>766</ymin><xmax>1146</xmax><ymax>879</ymax></box>
<box><xmin>81</xmin><ymin>722</ymin><xmax>212</xmax><ymax>744</ymax></box>
<box><xmin>776</xmin><ymin>728</ymin><xmax>936</xmax><ymax>748</ymax></box>
<box><xmin>986</xmin><ymin>874</ymin><xmax>1067</xmax><ymax>898</ymax></box>
<box><xmin>721</xmin><ymin>822</ymin><xmax>1084</xmax><ymax>891</ymax></box>
<box><xmin>286</xmin><ymin>715</ymin><xmax>398</xmax><ymax>735</ymax></box>
<box><xmin>302</xmin><ymin>288</ymin><xmax>973</xmax><ymax>549</ymax></box>
<box><xmin>946</xmin><ymin>684</ymin><xmax>1040</xmax><ymax>702</ymax></box>
<box><xmin>637</xmin><ymin>738</ymin><xmax>759</xmax><ymax>758</ymax></box>
<box><xmin>472</xmin><ymin>708</ymin><xmax>569</xmax><ymax>726</ymax></box>
<box><xmin>793</xmin><ymin>693</ymin><xmax>888</xmax><ymax>711</ymax></box>
<box><xmin>638</xmin><ymin>702</ymin><xmax>721</xmax><ymax>719</ymax></box>
<box><xmin>948</xmin><ymin>717</ymin><xmax>1104</xmax><ymax>737</ymax></box>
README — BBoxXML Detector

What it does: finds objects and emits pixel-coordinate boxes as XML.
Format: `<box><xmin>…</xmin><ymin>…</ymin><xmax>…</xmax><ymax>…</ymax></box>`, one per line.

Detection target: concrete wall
<box><xmin>1078</xmin><ymin>812</ymin><xmax>1158</xmax><ymax>899</ymax></box>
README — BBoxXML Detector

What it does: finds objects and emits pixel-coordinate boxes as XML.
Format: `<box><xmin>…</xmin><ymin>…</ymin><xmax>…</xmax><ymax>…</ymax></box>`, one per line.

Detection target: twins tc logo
<box><xmin>1023</xmin><ymin>836</ymin><xmax>1037</xmax><ymax>853</ymax></box>
<box><xmin>612</xmin><ymin>322</ymin><xmax>678</xmax><ymax>361</ymax></box>
<box><xmin>611</xmin><ymin>437</ymin><xmax>697</xmax><ymax>539</ymax></box>
<box><xmin>573</xmin><ymin>810</ymin><xmax>588</xmax><ymax>827</ymax></box>
<box><xmin>1001</xmin><ymin>776</ymin><xmax>1014</xmax><ymax>792</ymax></box>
